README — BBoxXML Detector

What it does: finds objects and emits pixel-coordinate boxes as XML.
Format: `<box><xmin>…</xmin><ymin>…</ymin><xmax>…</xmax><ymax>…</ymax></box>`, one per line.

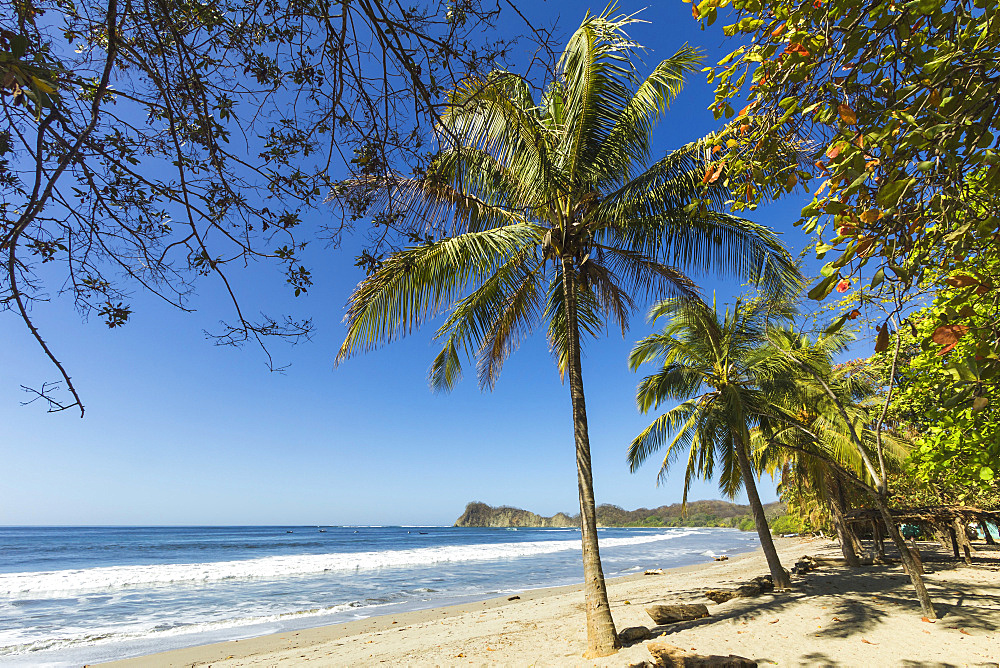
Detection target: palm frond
<box><xmin>628</xmin><ymin>398</ymin><xmax>700</xmax><ymax>472</ymax></box>
<box><xmin>590</xmin><ymin>45</ymin><xmax>702</xmax><ymax>188</ymax></box>
<box><xmin>440</xmin><ymin>71</ymin><xmax>558</xmax><ymax>197</ymax></box>
<box><xmin>544</xmin><ymin>270</ymin><xmax>605</xmax><ymax>377</ymax></box>
<box><xmin>428</xmin><ymin>246</ymin><xmax>544</xmax><ymax>392</ymax></box>
<box><xmin>338</xmin><ymin>224</ymin><xmax>539</xmax><ymax>362</ymax></box>
<box><xmin>557</xmin><ymin>6</ymin><xmax>644</xmax><ymax>184</ymax></box>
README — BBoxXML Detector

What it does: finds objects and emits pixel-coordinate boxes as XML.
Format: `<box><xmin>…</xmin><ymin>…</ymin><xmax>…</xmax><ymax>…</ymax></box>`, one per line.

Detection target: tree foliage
<box><xmin>691</xmin><ymin>0</ymin><xmax>1000</xmax><ymax>336</ymax></box>
<box><xmin>860</xmin><ymin>284</ymin><xmax>1000</xmax><ymax>502</ymax></box>
<box><xmin>686</xmin><ymin>0</ymin><xmax>1000</xmax><ymax>511</ymax></box>
<box><xmin>1</xmin><ymin>0</ymin><xmax>544</xmax><ymax>413</ymax></box>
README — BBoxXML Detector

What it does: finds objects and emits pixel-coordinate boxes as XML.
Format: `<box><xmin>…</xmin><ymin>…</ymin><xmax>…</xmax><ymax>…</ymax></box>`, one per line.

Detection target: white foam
<box><xmin>0</xmin><ymin>532</ymin><xmax>693</xmax><ymax>596</ymax></box>
<box><xmin>0</xmin><ymin>601</ymin><xmax>363</xmax><ymax>656</ymax></box>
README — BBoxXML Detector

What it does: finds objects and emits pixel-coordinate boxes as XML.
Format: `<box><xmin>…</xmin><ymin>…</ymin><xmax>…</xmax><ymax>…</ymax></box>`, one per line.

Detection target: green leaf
<box><xmin>869</xmin><ymin>268</ymin><xmax>885</xmax><ymax>289</ymax></box>
<box><xmin>10</xmin><ymin>34</ymin><xmax>28</xmax><ymax>59</ymax></box>
<box><xmin>825</xmin><ymin>313</ymin><xmax>849</xmax><ymax>334</ymax></box>
<box><xmin>877</xmin><ymin>178</ymin><xmax>915</xmax><ymax>207</ymax></box>
<box><xmin>807</xmin><ymin>274</ymin><xmax>839</xmax><ymax>301</ymax></box>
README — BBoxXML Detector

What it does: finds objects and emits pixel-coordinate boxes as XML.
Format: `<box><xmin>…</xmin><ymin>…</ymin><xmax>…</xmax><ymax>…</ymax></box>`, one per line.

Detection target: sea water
<box><xmin>0</xmin><ymin>525</ymin><xmax>759</xmax><ymax>666</ymax></box>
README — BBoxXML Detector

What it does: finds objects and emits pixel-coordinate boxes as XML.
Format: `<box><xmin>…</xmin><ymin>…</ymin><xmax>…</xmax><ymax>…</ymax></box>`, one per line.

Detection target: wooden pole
<box><xmin>953</xmin><ymin>518</ymin><xmax>973</xmax><ymax>565</ymax></box>
<box><xmin>981</xmin><ymin>520</ymin><xmax>997</xmax><ymax>546</ymax></box>
<box><xmin>947</xmin><ymin>524</ymin><xmax>961</xmax><ymax>560</ymax></box>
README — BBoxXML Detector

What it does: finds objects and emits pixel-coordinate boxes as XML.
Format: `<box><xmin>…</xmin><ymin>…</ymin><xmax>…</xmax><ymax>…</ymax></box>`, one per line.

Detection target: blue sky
<box><xmin>0</xmin><ymin>1</ymin><xmax>818</xmax><ymax>526</ymax></box>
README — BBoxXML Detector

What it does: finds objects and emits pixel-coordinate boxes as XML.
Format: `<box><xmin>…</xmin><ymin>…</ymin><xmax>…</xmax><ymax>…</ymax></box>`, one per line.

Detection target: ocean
<box><xmin>0</xmin><ymin>525</ymin><xmax>760</xmax><ymax>666</ymax></box>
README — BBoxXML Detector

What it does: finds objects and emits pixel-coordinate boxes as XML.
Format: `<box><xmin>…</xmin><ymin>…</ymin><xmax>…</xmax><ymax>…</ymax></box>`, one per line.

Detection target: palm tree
<box><xmin>627</xmin><ymin>295</ymin><xmax>795</xmax><ymax>589</ymax></box>
<box><xmin>334</xmin><ymin>8</ymin><xmax>797</xmax><ymax>655</ymax></box>
<box><xmin>755</xmin><ymin>337</ymin><xmax>910</xmax><ymax>567</ymax></box>
<box><xmin>762</xmin><ymin>329</ymin><xmax>938</xmax><ymax>617</ymax></box>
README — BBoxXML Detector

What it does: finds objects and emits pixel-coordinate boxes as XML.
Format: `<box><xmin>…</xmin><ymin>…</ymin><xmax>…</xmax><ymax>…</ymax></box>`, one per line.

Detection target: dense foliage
<box><xmin>453</xmin><ymin>499</ymin><xmax>787</xmax><ymax>530</ymax></box>
<box><xmin>694</xmin><ymin>0</ymin><xmax>1000</xmax><ymax>314</ymax></box>
<box><xmin>687</xmin><ymin>0</ymin><xmax>1000</xmax><ymax>508</ymax></box>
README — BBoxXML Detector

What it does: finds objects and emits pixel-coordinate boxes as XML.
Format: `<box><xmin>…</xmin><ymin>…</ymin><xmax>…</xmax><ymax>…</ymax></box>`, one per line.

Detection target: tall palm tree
<box><xmin>627</xmin><ymin>295</ymin><xmax>795</xmax><ymax>589</ymax></box>
<box><xmin>334</xmin><ymin>8</ymin><xmax>797</xmax><ymax>655</ymax></box>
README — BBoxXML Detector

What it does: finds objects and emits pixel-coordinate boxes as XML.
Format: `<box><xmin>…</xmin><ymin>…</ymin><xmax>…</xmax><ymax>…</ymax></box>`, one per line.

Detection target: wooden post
<box><xmin>948</xmin><ymin>524</ymin><xmax>961</xmax><ymax>560</ymax></box>
<box><xmin>981</xmin><ymin>520</ymin><xmax>997</xmax><ymax>546</ymax></box>
<box><xmin>953</xmin><ymin>518</ymin><xmax>973</xmax><ymax>565</ymax></box>
<box><xmin>873</xmin><ymin>520</ymin><xmax>886</xmax><ymax>560</ymax></box>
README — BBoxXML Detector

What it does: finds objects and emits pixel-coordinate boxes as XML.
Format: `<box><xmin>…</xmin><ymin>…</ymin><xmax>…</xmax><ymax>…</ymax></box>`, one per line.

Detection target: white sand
<box><xmin>104</xmin><ymin>537</ymin><xmax>1000</xmax><ymax>667</ymax></box>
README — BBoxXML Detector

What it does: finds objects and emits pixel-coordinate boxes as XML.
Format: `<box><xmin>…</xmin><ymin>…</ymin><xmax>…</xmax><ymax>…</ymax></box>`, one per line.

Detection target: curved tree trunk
<box><xmin>561</xmin><ymin>259</ymin><xmax>619</xmax><ymax>657</ymax></box>
<box><xmin>874</xmin><ymin>498</ymin><xmax>936</xmax><ymax>618</ymax></box>
<box><xmin>826</xmin><ymin>472</ymin><xmax>861</xmax><ymax>567</ymax></box>
<box><xmin>734</xmin><ymin>436</ymin><xmax>791</xmax><ymax>589</ymax></box>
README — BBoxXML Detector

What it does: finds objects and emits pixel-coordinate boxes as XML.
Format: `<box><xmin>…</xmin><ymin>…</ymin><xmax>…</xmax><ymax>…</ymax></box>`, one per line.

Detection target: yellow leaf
<box><xmin>838</xmin><ymin>103</ymin><xmax>857</xmax><ymax>125</ymax></box>
<box><xmin>31</xmin><ymin>76</ymin><xmax>56</xmax><ymax>94</ymax></box>
<box><xmin>859</xmin><ymin>209</ymin><xmax>879</xmax><ymax>224</ymax></box>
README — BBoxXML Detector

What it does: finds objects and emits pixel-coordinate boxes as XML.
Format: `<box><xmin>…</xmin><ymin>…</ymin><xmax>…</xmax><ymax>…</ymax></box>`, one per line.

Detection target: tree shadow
<box><xmin>797</xmin><ymin>652</ymin><xmax>842</xmax><ymax>667</ymax></box>
<box><xmin>637</xmin><ymin>550</ymin><xmax>1000</xmax><ymax>643</ymax></box>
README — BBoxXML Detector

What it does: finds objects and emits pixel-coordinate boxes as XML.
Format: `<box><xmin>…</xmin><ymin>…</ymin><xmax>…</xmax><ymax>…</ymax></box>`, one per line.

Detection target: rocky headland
<box><xmin>453</xmin><ymin>500</ymin><xmax>785</xmax><ymax>528</ymax></box>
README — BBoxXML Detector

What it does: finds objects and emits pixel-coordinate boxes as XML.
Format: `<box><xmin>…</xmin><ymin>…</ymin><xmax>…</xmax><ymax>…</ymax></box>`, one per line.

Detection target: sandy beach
<box><xmin>101</xmin><ymin>536</ymin><xmax>1000</xmax><ymax>667</ymax></box>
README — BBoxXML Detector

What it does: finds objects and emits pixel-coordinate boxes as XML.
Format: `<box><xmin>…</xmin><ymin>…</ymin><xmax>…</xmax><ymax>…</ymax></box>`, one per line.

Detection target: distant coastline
<box><xmin>454</xmin><ymin>500</ymin><xmax>785</xmax><ymax>529</ymax></box>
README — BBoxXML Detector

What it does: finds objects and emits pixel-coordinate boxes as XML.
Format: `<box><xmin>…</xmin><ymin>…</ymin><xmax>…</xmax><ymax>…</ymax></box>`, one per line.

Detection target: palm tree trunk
<box><xmin>826</xmin><ymin>472</ymin><xmax>861</xmax><ymax>567</ymax></box>
<box><xmin>836</xmin><ymin>473</ymin><xmax>865</xmax><ymax>558</ymax></box>
<box><xmin>873</xmin><ymin>497</ymin><xmax>936</xmax><ymax>618</ymax></box>
<box><xmin>561</xmin><ymin>258</ymin><xmax>619</xmax><ymax>657</ymax></box>
<box><xmin>734</xmin><ymin>436</ymin><xmax>791</xmax><ymax>589</ymax></box>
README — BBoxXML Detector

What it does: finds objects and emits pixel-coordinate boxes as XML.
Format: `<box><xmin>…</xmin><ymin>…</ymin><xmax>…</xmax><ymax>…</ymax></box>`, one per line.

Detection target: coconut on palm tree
<box><xmin>334</xmin><ymin>8</ymin><xmax>797</xmax><ymax>655</ymax></box>
<box><xmin>627</xmin><ymin>295</ymin><xmax>796</xmax><ymax>589</ymax></box>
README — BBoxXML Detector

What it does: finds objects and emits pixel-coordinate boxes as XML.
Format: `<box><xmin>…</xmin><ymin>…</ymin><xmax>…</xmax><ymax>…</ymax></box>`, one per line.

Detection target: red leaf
<box><xmin>836</xmin><ymin>279</ymin><xmax>851</xmax><ymax>293</ymax></box>
<box><xmin>705</xmin><ymin>161</ymin><xmax>726</xmax><ymax>184</ymax></box>
<box><xmin>931</xmin><ymin>324</ymin><xmax>968</xmax><ymax>356</ymax></box>
<box><xmin>826</xmin><ymin>142</ymin><xmax>845</xmax><ymax>159</ymax></box>
<box><xmin>945</xmin><ymin>274</ymin><xmax>978</xmax><ymax>288</ymax></box>
<box><xmin>874</xmin><ymin>323</ymin><xmax>890</xmax><ymax>353</ymax></box>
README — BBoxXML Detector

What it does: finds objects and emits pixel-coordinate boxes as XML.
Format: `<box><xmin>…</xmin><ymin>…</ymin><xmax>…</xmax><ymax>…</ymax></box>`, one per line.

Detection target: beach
<box><xmin>104</xmin><ymin>537</ymin><xmax>1000</xmax><ymax>667</ymax></box>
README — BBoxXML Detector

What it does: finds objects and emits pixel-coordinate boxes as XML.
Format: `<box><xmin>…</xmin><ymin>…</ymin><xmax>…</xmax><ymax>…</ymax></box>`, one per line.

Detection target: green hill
<box><xmin>454</xmin><ymin>500</ymin><xmax>785</xmax><ymax>529</ymax></box>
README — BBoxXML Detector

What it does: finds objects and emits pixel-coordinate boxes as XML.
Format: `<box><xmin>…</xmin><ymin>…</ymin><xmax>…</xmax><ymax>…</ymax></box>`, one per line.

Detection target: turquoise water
<box><xmin>0</xmin><ymin>525</ymin><xmax>759</xmax><ymax>665</ymax></box>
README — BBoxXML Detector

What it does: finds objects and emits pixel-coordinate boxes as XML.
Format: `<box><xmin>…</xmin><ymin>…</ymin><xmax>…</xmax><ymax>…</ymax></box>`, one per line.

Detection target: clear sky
<box><xmin>0</xmin><ymin>1</ymin><xmax>818</xmax><ymax>526</ymax></box>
